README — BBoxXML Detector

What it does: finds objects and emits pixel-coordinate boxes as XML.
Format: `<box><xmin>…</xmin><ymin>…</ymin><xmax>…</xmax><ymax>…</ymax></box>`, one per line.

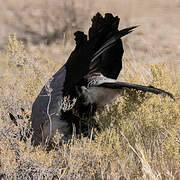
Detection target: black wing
<box><xmin>80</xmin><ymin>75</ymin><xmax>174</xmax><ymax>108</ymax></box>
<box><xmin>96</xmin><ymin>81</ymin><xmax>174</xmax><ymax>99</ymax></box>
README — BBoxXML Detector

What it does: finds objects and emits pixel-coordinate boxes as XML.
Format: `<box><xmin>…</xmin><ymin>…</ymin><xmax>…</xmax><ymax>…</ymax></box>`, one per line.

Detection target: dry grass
<box><xmin>0</xmin><ymin>34</ymin><xmax>179</xmax><ymax>180</ymax></box>
<box><xmin>0</xmin><ymin>0</ymin><xmax>180</xmax><ymax>179</ymax></box>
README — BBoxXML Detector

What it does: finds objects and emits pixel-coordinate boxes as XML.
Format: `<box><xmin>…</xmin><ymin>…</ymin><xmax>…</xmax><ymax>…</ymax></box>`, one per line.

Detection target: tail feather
<box><xmin>91</xmin><ymin>26</ymin><xmax>139</xmax><ymax>62</ymax></box>
<box><xmin>91</xmin><ymin>41</ymin><xmax>118</xmax><ymax>62</ymax></box>
<box><xmin>117</xmin><ymin>26</ymin><xmax>139</xmax><ymax>38</ymax></box>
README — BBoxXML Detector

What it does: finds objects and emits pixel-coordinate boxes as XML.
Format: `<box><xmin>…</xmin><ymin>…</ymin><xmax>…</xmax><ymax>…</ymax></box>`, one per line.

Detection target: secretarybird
<box><xmin>30</xmin><ymin>13</ymin><xmax>173</xmax><ymax>147</ymax></box>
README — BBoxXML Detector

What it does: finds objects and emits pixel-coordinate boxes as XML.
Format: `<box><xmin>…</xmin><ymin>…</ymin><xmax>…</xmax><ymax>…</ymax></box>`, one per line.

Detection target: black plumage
<box><xmin>10</xmin><ymin>12</ymin><xmax>172</xmax><ymax>148</ymax></box>
<box><xmin>30</xmin><ymin>13</ymin><xmax>137</xmax><ymax>146</ymax></box>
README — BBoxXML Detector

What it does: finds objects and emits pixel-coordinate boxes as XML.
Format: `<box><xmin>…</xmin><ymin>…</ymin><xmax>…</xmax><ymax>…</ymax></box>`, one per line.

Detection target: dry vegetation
<box><xmin>0</xmin><ymin>0</ymin><xmax>179</xmax><ymax>179</ymax></box>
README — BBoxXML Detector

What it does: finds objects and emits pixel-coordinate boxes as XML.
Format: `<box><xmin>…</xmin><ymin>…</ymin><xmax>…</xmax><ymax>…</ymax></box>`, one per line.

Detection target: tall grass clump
<box><xmin>0</xmin><ymin>38</ymin><xmax>179</xmax><ymax>179</ymax></box>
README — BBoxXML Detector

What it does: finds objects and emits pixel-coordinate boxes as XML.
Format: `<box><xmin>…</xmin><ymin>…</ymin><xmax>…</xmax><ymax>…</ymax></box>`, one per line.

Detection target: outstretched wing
<box><xmin>81</xmin><ymin>74</ymin><xmax>174</xmax><ymax>106</ymax></box>
<box><xmin>97</xmin><ymin>81</ymin><xmax>174</xmax><ymax>99</ymax></box>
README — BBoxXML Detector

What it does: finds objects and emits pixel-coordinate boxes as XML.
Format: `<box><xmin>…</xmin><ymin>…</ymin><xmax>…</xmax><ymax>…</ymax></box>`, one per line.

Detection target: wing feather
<box><xmin>96</xmin><ymin>81</ymin><xmax>174</xmax><ymax>99</ymax></box>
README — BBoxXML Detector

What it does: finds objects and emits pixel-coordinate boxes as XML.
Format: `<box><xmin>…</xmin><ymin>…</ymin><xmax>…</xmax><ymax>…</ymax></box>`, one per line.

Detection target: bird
<box><xmin>30</xmin><ymin>12</ymin><xmax>140</xmax><ymax>147</ymax></box>
<box><xmin>9</xmin><ymin>13</ymin><xmax>173</xmax><ymax>149</ymax></box>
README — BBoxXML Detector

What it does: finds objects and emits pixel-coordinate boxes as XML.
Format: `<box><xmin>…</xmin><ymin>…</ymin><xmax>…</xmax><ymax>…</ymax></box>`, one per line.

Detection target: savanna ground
<box><xmin>0</xmin><ymin>0</ymin><xmax>179</xmax><ymax>179</ymax></box>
